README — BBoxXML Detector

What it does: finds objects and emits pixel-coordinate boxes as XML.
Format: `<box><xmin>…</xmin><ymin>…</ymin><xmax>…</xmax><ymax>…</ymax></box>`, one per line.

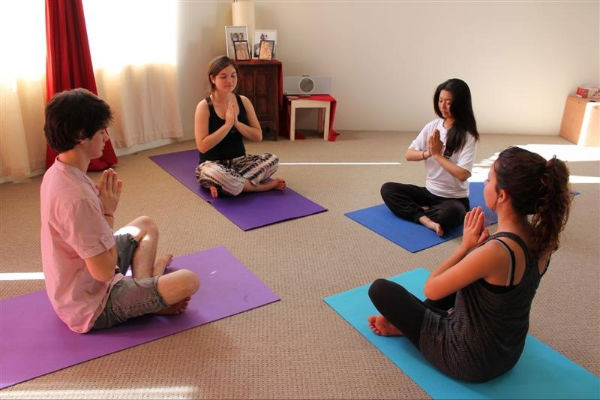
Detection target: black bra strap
<box><xmin>489</xmin><ymin>232</ymin><xmax>531</xmax><ymax>265</ymax></box>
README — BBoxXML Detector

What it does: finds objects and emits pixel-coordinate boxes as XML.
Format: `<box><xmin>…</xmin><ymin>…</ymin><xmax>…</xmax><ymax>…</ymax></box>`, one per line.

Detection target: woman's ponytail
<box><xmin>530</xmin><ymin>157</ymin><xmax>571</xmax><ymax>257</ymax></box>
<box><xmin>495</xmin><ymin>147</ymin><xmax>572</xmax><ymax>258</ymax></box>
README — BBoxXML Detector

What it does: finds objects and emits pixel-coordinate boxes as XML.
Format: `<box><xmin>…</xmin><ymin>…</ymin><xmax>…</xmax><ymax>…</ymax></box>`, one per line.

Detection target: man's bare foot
<box><xmin>367</xmin><ymin>315</ymin><xmax>404</xmax><ymax>336</ymax></box>
<box><xmin>419</xmin><ymin>216</ymin><xmax>444</xmax><ymax>237</ymax></box>
<box><xmin>209</xmin><ymin>186</ymin><xmax>219</xmax><ymax>199</ymax></box>
<box><xmin>156</xmin><ymin>297</ymin><xmax>191</xmax><ymax>315</ymax></box>
<box><xmin>153</xmin><ymin>254</ymin><xmax>173</xmax><ymax>276</ymax></box>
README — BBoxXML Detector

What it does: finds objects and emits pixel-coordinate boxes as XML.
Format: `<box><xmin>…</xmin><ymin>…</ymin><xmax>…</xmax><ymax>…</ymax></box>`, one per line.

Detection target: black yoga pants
<box><xmin>368</xmin><ymin>278</ymin><xmax>456</xmax><ymax>348</ymax></box>
<box><xmin>380</xmin><ymin>182</ymin><xmax>469</xmax><ymax>232</ymax></box>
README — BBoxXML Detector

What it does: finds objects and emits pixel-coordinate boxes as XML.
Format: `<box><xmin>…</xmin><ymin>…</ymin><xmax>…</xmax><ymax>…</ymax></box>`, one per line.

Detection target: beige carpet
<box><xmin>0</xmin><ymin>131</ymin><xmax>598</xmax><ymax>399</ymax></box>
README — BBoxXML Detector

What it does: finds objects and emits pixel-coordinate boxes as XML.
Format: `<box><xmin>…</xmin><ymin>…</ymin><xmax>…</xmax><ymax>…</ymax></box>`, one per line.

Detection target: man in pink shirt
<box><xmin>40</xmin><ymin>88</ymin><xmax>199</xmax><ymax>333</ymax></box>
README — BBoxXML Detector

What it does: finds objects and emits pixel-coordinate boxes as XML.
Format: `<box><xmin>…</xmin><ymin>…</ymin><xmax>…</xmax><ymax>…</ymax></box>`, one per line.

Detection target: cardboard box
<box><xmin>559</xmin><ymin>96</ymin><xmax>600</xmax><ymax>146</ymax></box>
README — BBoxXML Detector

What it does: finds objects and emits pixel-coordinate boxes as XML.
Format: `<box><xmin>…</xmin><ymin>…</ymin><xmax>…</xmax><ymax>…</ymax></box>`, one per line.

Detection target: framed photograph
<box><xmin>225</xmin><ymin>25</ymin><xmax>248</xmax><ymax>58</ymax></box>
<box><xmin>233</xmin><ymin>40</ymin><xmax>250</xmax><ymax>61</ymax></box>
<box><xmin>253</xmin><ymin>29</ymin><xmax>277</xmax><ymax>58</ymax></box>
<box><xmin>258</xmin><ymin>40</ymin><xmax>275</xmax><ymax>60</ymax></box>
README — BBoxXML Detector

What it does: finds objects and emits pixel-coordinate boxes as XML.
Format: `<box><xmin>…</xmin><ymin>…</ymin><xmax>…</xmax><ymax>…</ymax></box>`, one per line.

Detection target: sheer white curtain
<box><xmin>0</xmin><ymin>1</ymin><xmax>184</xmax><ymax>183</ymax></box>
<box><xmin>0</xmin><ymin>1</ymin><xmax>47</xmax><ymax>183</ymax></box>
<box><xmin>83</xmin><ymin>0</ymin><xmax>183</xmax><ymax>150</ymax></box>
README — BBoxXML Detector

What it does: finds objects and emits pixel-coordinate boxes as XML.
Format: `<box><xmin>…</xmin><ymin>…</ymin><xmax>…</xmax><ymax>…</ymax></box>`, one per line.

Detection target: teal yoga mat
<box><xmin>324</xmin><ymin>269</ymin><xmax>599</xmax><ymax>399</ymax></box>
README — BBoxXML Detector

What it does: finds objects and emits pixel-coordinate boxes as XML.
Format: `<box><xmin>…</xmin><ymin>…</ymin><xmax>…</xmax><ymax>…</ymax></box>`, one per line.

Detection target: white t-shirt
<box><xmin>40</xmin><ymin>159</ymin><xmax>123</xmax><ymax>333</ymax></box>
<box><xmin>408</xmin><ymin>118</ymin><xmax>477</xmax><ymax>198</ymax></box>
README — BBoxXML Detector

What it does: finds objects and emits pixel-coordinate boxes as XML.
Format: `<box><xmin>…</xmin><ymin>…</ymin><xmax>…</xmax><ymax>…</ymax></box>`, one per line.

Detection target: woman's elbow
<box><xmin>196</xmin><ymin>140</ymin><xmax>209</xmax><ymax>153</ymax></box>
<box><xmin>458</xmin><ymin>171</ymin><xmax>471</xmax><ymax>182</ymax></box>
<box><xmin>423</xmin><ymin>285</ymin><xmax>434</xmax><ymax>300</ymax></box>
<box><xmin>423</xmin><ymin>282</ymin><xmax>442</xmax><ymax>300</ymax></box>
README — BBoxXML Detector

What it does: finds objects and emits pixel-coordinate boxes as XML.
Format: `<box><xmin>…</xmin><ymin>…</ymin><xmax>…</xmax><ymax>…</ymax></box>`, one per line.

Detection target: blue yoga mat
<box><xmin>345</xmin><ymin>182</ymin><xmax>497</xmax><ymax>252</ymax></box>
<box><xmin>324</xmin><ymin>269</ymin><xmax>599</xmax><ymax>400</ymax></box>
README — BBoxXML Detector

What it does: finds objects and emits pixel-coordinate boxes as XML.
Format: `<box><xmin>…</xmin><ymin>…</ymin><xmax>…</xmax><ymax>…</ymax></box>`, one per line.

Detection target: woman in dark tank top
<box><xmin>193</xmin><ymin>56</ymin><xmax>285</xmax><ymax>198</ymax></box>
<box><xmin>368</xmin><ymin>146</ymin><xmax>572</xmax><ymax>382</ymax></box>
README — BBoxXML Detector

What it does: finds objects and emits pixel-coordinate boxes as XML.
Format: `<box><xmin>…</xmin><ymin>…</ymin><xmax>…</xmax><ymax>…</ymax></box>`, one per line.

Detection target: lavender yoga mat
<box><xmin>149</xmin><ymin>150</ymin><xmax>327</xmax><ymax>230</ymax></box>
<box><xmin>0</xmin><ymin>246</ymin><xmax>279</xmax><ymax>389</ymax></box>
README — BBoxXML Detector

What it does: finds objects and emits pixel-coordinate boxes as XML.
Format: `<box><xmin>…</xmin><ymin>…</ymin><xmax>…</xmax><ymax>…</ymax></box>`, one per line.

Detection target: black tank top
<box><xmin>199</xmin><ymin>94</ymin><xmax>247</xmax><ymax>162</ymax></box>
<box><xmin>419</xmin><ymin>232</ymin><xmax>543</xmax><ymax>382</ymax></box>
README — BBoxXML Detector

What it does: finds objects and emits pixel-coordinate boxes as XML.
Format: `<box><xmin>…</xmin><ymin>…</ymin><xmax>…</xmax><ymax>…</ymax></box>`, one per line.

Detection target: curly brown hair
<box><xmin>494</xmin><ymin>146</ymin><xmax>571</xmax><ymax>258</ymax></box>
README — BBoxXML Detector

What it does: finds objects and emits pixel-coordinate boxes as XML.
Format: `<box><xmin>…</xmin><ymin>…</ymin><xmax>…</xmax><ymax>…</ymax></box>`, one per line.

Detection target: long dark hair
<box><xmin>44</xmin><ymin>88</ymin><xmax>112</xmax><ymax>153</ymax></box>
<box><xmin>494</xmin><ymin>147</ymin><xmax>571</xmax><ymax>258</ymax></box>
<box><xmin>207</xmin><ymin>55</ymin><xmax>239</xmax><ymax>93</ymax></box>
<box><xmin>433</xmin><ymin>78</ymin><xmax>479</xmax><ymax>156</ymax></box>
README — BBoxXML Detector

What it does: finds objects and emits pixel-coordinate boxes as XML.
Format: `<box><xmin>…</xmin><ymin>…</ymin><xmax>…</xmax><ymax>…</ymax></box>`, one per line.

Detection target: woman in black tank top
<box><xmin>193</xmin><ymin>56</ymin><xmax>286</xmax><ymax>198</ymax></box>
<box><xmin>368</xmin><ymin>146</ymin><xmax>572</xmax><ymax>382</ymax></box>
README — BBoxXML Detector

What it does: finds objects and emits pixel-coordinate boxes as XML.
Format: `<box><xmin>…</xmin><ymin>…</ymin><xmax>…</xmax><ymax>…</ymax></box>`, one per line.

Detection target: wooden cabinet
<box><xmin>236</xmin><ymin>60</ymin><xmax>281</xmax><ymax>140</ymax></box>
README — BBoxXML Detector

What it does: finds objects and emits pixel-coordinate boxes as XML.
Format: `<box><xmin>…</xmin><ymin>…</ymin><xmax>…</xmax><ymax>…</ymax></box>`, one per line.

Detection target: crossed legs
<box><xmin>367</xmin><ymin>278</ymin><xmax>456</xmax><ymax>348</ymax></box>
<box><xmin>380</xmin><ymin>182</ymin><xmax>469</xmax><ymax>237</ymax></box>
<box><xmin>196</xmin><ymin>154</ymin><xmax>286</xmax><ymax>198</ymax></box>
<box><xmin>115</xmin><ymin>216</ymin><xmax>199</xmax><ymax>314</ymax></box>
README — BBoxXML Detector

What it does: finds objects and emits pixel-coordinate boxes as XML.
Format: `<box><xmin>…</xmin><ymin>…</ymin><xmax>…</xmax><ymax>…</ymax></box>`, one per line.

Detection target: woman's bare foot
<box><xmin>273</xmin><ymin>178</ymin><xmax>286</xmax><ymax>191</ymax></box>
<box><xmin>243</xmin><ymin>178</ymin><xmax>286</xmax><ymax>193</ymax></box>
<box><xmin>419</xmin><ymin>216</ymin><xmax>444</xmax><ymax>237</ymax></box>
<box><xmin>156</xmin><ymin>297</ymin><xmax>191</xmax><ymax>315</ymax></box>
<box><xmin>367</xmin><ymin>315</ymin><xmax>404</xmax><ymax>336</ymax></box>
<box><xmin>153</xmin><ymin>254</ymin><xmax>173</xmax><ymax>276</ymax></box>
<box><xmin>209</xmin><ymin>186</ymin><xmax>219</xmax><ymax>199</ymax></box>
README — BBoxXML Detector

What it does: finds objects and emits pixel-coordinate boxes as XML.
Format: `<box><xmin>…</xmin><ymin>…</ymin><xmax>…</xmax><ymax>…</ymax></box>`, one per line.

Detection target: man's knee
<box><xmin>115</xmin><ymin>215</ymin><xmax>157</xmax><ymax>240</ymax></box>
<box><xmin>174</xmin><ymin>269</ymin><xmax>200</xmax><ymax>297</ymax></box>
<box><xmin>132</xmin><ymin>216</ymin><xmax>157</xmax><ymax>241</ymax></box>
<box><xmin>157</xmin><ymin>269</ymin><xmax>200</xmax><ymax>305</ymax></box>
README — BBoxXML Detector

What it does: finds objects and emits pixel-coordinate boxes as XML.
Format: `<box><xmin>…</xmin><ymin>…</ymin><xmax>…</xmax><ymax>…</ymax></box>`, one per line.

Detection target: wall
<box><xmin>176</xmin><ymin>1</ymin><xmax>599</xmax><ymax>138</ymax></box>
<box><xmin>176</xmin><ymin>2</ymin><xmax>231</xmax><ymax>141</ymax></box>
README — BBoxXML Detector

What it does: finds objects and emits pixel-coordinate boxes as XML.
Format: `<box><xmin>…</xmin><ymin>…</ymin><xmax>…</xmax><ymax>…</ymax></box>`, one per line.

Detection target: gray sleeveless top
<box><xmin>419</xmin><ymin>232</ymin><xmax>543</xmax><ymax>382</ymax></box>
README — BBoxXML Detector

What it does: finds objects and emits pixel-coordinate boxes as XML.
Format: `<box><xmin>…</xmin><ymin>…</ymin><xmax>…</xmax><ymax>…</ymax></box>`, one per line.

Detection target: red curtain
<box><xmin>45</xmin><ymin>0</ymin><xmax>117</xmax><ymax>170</ymax></box>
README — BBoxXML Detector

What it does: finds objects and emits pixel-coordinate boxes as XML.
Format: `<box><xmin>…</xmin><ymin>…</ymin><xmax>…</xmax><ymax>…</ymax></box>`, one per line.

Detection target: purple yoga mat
<box><xmin>0</xmin><ymin>246</ymin><xmax>279</xmax><ymax>389</ymax></box>
<box><xmin>149</xmin><ymin>150</ymin><xmax>327</xmax><ymax>230</ymax></box>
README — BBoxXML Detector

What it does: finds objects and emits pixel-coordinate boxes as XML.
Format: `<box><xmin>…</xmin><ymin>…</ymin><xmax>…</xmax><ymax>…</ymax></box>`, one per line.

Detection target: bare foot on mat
<box><xmin>367</xmin><ymin>315</ymin><xmax>404</xmax><ymax>336</ymax></box>
<box><xmin>153</xmin><ymin>254</ymin><xmax>174</xmax><ymax>276</ymax></box>
<box><xmin>156</xmin><ymin>297</ymin><xmax>191</xmax><ymax>315</ymax></box>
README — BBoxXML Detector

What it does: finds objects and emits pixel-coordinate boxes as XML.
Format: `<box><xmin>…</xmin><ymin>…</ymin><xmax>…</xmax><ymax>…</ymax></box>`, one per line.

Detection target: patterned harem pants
<box><xmin>195</xmin><ymin>153</ymin><xmax>279</xmax><ymax>196</ymax></box>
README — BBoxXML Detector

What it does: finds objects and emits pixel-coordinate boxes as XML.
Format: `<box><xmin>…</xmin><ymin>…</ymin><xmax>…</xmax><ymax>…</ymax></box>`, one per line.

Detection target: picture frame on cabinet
<box><xmin>258</xmin><ymin>40</ymin><xmax>275</xmax><ymax>60</ymax></box>
<box><xmin>233</xmin><ymin>40</ymin><xmax>250</xmax><ymax>61</ymax></box>
<box><xmin>253</xmin><ymin>29</ymin><xmax>277</xmax><ymax>58</ymax></box>
<box><xmin>225</xmin><ymin>25</ymin><xmax>248</xmax><ymax>58</ymax></box>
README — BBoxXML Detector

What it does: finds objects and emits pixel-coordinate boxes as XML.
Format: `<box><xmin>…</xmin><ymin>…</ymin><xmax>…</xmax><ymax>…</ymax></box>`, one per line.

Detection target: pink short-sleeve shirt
<box><xmin>40</xmin><ymin>160</ymin><xmax>123</xmax><ymax>333</ymax></box>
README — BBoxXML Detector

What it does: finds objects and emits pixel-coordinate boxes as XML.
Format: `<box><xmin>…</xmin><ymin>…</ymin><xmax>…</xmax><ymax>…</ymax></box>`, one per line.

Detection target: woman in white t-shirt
<box><xmin>381</xmin><ymin>79</ymin><xmax>479</xmax><ymax>237</ymax></box>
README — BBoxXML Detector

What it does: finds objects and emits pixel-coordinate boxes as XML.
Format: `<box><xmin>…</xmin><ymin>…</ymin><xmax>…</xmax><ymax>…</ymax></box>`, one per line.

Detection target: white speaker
<box><xmin>283</xmin><ymin>75</ymin><xmax>332</xmax><ymax>96</ymax></box>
